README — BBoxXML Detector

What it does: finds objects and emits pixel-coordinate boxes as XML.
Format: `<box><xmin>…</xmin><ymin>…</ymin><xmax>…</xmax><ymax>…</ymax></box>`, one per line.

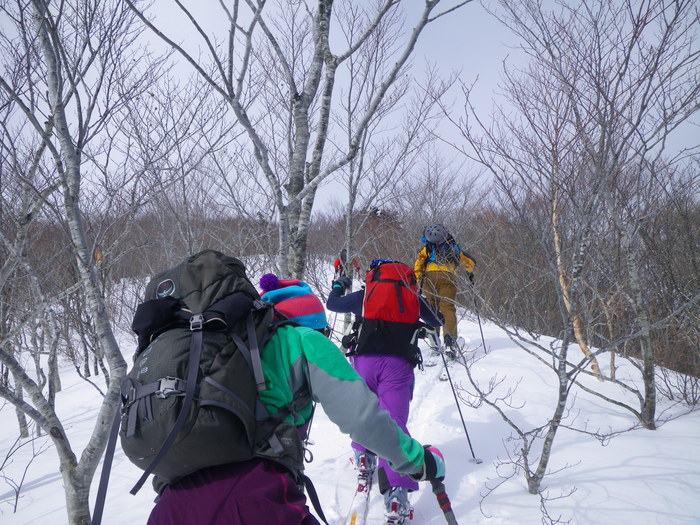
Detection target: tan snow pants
<box><xmin>421</xmin><ymin>270</ymin><xmax>458</xmax><ymax>341</ymax></box>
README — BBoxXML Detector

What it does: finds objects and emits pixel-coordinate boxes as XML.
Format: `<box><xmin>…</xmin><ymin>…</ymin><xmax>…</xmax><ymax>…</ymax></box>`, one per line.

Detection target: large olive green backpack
<box><xmin>92</xmin><ymin>250</ymin><xmax>319</xmax><ymax>525</ymax></box>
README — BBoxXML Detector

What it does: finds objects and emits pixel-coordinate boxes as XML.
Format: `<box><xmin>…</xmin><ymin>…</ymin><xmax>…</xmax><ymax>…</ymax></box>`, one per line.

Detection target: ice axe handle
<box><xmin>430</xmin><ymin>479</ymin><xmax>459</xmax><ymax>525</ymax></box>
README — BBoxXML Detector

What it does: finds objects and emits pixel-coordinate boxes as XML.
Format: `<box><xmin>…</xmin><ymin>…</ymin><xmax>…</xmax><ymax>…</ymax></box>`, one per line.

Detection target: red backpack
<box><xmin>362</xmin><ymin>261</ymin><xmax>420</xmax><ymax>323</ymax></box>
<box><xmin>355</xmin><ymin>260</ymin><xmax>422</xmax><ymax>366</ymax></box>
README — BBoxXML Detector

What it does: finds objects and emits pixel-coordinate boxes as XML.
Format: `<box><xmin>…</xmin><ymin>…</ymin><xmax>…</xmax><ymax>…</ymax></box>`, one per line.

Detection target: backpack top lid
<box><xmin>144</xmin><ymin>250</ymin><xmax>259</xmax><ymax>314</ymax></box>
<box><xmin>369</xmin><ymin>258</ymin><xmax>396</xmax><ymax>270</ymax></box>
<box><xmin>422</xmin><ymin>223</ymin><xmax>450</xmax><ymax>245</ymax></box>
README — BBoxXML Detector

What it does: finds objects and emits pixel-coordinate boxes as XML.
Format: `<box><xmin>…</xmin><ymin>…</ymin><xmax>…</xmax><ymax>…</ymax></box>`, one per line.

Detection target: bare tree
<box><xmin>0</xmin><ymin>1</ymin><xmax>199</xmax><ymax>523</ymax></box>
<box><xmin>126</xmin><ymin>0</ymin><xmax>474</xmax><ymax>278</ymax></box>
<box><xmin>440</xmin><ymin>0</ymin><xmax>700</xmax><ymax>497</ymax></box>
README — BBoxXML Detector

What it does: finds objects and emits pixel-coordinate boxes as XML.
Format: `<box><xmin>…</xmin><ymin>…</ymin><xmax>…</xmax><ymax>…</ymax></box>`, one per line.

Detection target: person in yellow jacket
<box><xmin>414</xmin><ymin>224</ymin><xmax>475</xmax><ymax>358</ymax></box>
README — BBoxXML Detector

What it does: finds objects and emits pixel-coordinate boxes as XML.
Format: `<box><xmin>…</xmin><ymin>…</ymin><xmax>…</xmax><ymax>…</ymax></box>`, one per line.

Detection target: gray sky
<box><xmin>313</xmin><ymin>1</ymin><xmax>516</xmax><ymax>209</ymax></box>
<box><xmin>147</xmin><ymin>1</ymin><xmax>699</xmax><ymax>210</ymax></box>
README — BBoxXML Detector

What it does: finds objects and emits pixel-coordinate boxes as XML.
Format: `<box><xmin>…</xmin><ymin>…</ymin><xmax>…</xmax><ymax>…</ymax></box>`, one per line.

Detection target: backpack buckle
<box><xmin>124</xmin><ymin>384</ymin><xmax>137</xmax><ymax>405</ymax></box>
<box><xmin>189</xmin><ymin>314</ymin><xmax>204</xmax><ymax>331</ymax></box>
<box><xmin>155</xmin><ymin>377</ymin><xmax>185</xmax><ymax>399</ymax></box>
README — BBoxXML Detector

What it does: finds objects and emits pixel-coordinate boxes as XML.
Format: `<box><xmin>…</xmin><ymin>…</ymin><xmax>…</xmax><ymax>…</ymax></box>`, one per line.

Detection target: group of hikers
<box><xmin>108</xmin><ymin>223</ymin><xmax>475</xmax><ymax>525</ymax></box>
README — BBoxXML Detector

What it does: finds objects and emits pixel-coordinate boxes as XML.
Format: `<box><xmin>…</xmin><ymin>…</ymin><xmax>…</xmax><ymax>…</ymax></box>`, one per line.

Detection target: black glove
<box><xmin>468</xmin><ymin>272</ymin><xmax>475</xmax><ymax>283</ymax></box>
<box><xmin>332</xmin><ymin>275</ymin><xmax>352</xmax><ymax>293</ymax></box>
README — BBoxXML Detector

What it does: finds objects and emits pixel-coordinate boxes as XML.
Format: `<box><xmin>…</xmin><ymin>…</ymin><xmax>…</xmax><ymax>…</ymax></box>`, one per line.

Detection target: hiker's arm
<box><xmin>326</xmin><ymin>288</ymin><xmax>363</xmax><ymax>316</ymax></box>
<box><xmin>413</xmin><ymin>248</ymin><xmax>427</xmax><ymax>281</ymax></box>
<box><xmin>419</xmin><ymin>297</ymin><xmax>443</xmax><ymax>328</ymax></box>
<box><xmin>301</xmin><ymin>331</ymin><xmax>424</xmax><ymax>476</ymax></box>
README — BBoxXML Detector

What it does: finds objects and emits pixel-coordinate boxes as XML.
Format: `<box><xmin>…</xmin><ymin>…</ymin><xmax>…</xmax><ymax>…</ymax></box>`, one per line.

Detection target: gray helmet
<box><xmin>423</xmin><ymin>223</ymin><xmax>450</xmax><ymax>244</ymax></box>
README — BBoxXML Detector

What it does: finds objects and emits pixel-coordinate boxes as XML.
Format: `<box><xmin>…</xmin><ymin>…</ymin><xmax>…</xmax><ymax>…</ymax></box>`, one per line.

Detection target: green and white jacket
<box><xmin>258</xmin><ymin>324</ymin><xmax>425</xmax><ymax>476</ymax></box>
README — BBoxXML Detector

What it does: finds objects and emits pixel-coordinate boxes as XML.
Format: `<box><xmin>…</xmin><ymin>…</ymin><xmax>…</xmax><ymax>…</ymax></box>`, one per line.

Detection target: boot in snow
<box><xmin>384</xmin><ymin>486</ymin><xmax>413</xmax><ymax>524</ymax></box>
<box><xmin>354</xmin><ymin>450</ymin><xmax>376</xmax><ymax>483</ymax></box>
<box><xmin>424</xmin><ymin>347</ymin><xmax>440</xmax><ymax>367</ymax></box>
<box><xmin>444</xmin><ymin>334</ymin><xmax>465</xmax><ymax>362</ymax></box>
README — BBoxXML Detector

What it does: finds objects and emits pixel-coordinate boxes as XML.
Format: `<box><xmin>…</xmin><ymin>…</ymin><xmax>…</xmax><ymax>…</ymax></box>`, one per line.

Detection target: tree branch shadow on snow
<box><xmin>449</xmin><ymin>343</ymin><xmax>632</xmax><ymax>525</ymax></box>
<box><xmin>0</xmin><ymin>422</ymin><xmax>51</xmax><ymax>514</ymax></box>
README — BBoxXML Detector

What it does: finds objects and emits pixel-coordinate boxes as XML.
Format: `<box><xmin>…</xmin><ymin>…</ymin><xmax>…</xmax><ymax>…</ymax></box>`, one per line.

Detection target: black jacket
<box><xmin>326</xmin><ymin>286</ymin><xmax>443</xmax><ymax>365</ymax></box>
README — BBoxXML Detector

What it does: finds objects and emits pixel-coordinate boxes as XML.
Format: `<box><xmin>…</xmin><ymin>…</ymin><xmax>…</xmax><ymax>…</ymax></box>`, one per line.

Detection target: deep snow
<box><xmin>1</xmin><ymin>307</ymin><xmax>700</xmax><ymax>524</ymax></box>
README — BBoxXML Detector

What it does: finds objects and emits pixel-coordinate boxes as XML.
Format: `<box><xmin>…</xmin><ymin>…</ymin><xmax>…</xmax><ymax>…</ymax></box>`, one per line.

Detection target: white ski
<box><xmin>438</xmin><ymin>362</ymin><xmax>457</xmax><ymax>381</ymax></box>
<box><xmin>345</xmin><ymin>474</ymin><xmax>372</xmax><ymax>525</ymax></box>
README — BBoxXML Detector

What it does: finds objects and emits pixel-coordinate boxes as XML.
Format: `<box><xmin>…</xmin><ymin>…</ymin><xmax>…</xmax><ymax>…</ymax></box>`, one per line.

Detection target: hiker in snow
<box><xmin>414</xmin><ymin>224</ymin><xmax>475</xmax><ymax>362</ymax></box>
<box><xmin>118</xmin><ymin>251</ymin><xmax>445</xmax><ymax>525</ymax></box>
<box><xmin>259</xmin><ymin>272</ymin><xmax>331</xmax><ymax>336</ymax></box>
<box><xmin>326</xmin><ymin>259</ymin><xmax>442</xmax><ymax>525</ymax></box>
<box><xmin>334</xmin><ymin>248</ymin><xmax>360</xmax><ymax>278</ymax></box>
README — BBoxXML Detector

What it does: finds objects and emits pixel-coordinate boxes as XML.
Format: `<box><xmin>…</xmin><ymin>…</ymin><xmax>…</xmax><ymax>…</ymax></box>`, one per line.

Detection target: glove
<box><xmin>410</xmin><ymin>445</ymin><xmax>445</xmax><ymax>481</ymax></box>
<box><xmin>468</xmin><ymin>272</ymin><xmax>475</xmax><ymax>283</ymax></box>
<box><xmin>332</xmin><ymin>275</ymin><xmax>352</xmax><ymax>293</ymax></box>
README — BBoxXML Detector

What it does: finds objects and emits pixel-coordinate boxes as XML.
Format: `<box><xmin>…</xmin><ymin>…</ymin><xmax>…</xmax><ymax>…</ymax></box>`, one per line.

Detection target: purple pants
<box><xmin>147</xmin><ymin>459</ymin><xmax>320</xmax><ymax>525</ymax></box>
<box><xmin>351</xmin><ymin>354</ymin><xmax>419</xmax><ymax>492</ymax></box>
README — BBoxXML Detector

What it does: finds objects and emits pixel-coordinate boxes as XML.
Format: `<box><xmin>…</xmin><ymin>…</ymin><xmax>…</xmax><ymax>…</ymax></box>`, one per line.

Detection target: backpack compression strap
<box><xmin>228</xmin><ymin>307</ymin><xmax>266</xmax><ymax>392</ymax></box>
<box><xmin>129</xmin><ymin>313</ymin><xmax>205</xmax><ymax>495</ymax></box>
<box><xmin>369</xmin><ymin>275</ymin><xmax>412</xmax><ymax>313</ymax></box>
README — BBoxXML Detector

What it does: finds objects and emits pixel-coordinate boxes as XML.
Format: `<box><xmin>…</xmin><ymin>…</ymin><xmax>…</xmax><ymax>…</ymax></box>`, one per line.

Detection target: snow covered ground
<box><xmin>1</xmin><ymin>312</ymin><xmax>700</xmax><ymax>525</ymax></box>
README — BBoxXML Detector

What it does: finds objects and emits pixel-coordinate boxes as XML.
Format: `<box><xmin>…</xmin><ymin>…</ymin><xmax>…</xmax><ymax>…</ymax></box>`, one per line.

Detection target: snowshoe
<box><xmin>439</xmin><ymin>362</ymin><xmax>454</xmax><ymax>382</ymax></box>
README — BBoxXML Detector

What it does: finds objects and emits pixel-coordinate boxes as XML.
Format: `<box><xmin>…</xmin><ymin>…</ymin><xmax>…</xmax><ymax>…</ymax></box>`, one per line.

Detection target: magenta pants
<box><xmin>350</xmin><ymin>354</ymin><xmax>419</xmax><ymax>492</ymax></box>
<box><xmin>147</xmin><ymin>459</ymin><xmax>320</xmax><ymax>525</ymax></box>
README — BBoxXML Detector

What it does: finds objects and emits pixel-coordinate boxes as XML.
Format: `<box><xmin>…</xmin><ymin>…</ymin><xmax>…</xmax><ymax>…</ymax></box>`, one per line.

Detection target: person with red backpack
<box><xmin>333</xmin><ymin>248</ymin><xmax>361</xmax><ymax>279</ymax></box>
<box><xmin>326</xmin><ymin>259</ymin><xmax>442</xmax><ymax>525</ymax></box>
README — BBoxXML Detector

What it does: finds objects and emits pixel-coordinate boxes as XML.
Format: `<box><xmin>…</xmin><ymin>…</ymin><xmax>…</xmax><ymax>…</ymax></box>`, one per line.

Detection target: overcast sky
<box><xmin>145</xmin><ymin>1</ymin><xmax>514</xmax><ymax>208</ymax></box>
<box><xmin>142</xmin><ymin>1</ymin><xmax>699</xmax><ymax>209</ymax></box>
<box><xmin>316</xmin><ymin>1</ymin><xmax>517</xmax><ymax>208</ymax></box>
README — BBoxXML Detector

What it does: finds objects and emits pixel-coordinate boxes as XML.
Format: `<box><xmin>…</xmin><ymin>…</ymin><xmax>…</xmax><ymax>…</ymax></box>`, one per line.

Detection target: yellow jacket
<box><xmin>414</xmin><ymin>245</ymin><xmax>475</xmax><ymax>283</ymax></box>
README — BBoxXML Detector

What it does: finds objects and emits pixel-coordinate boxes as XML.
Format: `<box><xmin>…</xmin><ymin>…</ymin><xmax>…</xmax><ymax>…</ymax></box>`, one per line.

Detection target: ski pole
<box><xmin>435</xmin><ymin>332</ymin><xmax>482</xmax><ymax>464</ymax></box>
<box><xmin>430</xmin><ymin>479</ymin><xmax>459</xmax><ymax>525</ymax></box>
<box><xmin>470</xmin><ymin>281</ymin><xmax>488</xmax><ymax>355</ymax></box>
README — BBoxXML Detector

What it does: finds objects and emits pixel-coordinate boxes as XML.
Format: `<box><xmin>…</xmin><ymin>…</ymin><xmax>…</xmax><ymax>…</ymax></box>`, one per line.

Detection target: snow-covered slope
<box><xmin>1</xmin><ymin>313</ymin><xmax>699</xmax><ymax>524</ymax></box>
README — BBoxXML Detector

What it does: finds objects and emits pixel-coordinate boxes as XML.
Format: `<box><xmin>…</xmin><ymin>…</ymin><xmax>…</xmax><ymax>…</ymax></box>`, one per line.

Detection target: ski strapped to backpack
<box><xmin>91</xmin><ymin>250</ymin><xmax>327</xmax><ymax>525</ymax></box>
<box><xmin>353</xmin><ymin>259</ymin><xmax>423</xmax><ymax>367</ymax></box>
<box><xmin>335</xmin><ymin>248</ymin><xmax>361</xmax><ymax>279</ymax></box>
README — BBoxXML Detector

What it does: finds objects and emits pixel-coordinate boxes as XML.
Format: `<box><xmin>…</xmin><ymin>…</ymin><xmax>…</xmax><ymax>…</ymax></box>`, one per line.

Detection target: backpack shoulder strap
<box><xmin>90</xmin><ymin>396</ymin><xmax>123</xmax><ymax>525</ymax></box>
<box><xmin>301</xmin><ymin>473</ymin><xmax>329</xmax><ymax>524</ymax></box>
<box><xmin>228</xmin><ymin>308</ymin><xmax>267</xmax><ymax>392</ymax></box>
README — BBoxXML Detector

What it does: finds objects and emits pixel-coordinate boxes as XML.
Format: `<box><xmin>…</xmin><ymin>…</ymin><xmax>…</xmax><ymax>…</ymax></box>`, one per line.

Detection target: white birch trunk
<box><xmin>32</xmin><ymin>2</ymin><xmax>127</xmax><ymax>522</ymax></box>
